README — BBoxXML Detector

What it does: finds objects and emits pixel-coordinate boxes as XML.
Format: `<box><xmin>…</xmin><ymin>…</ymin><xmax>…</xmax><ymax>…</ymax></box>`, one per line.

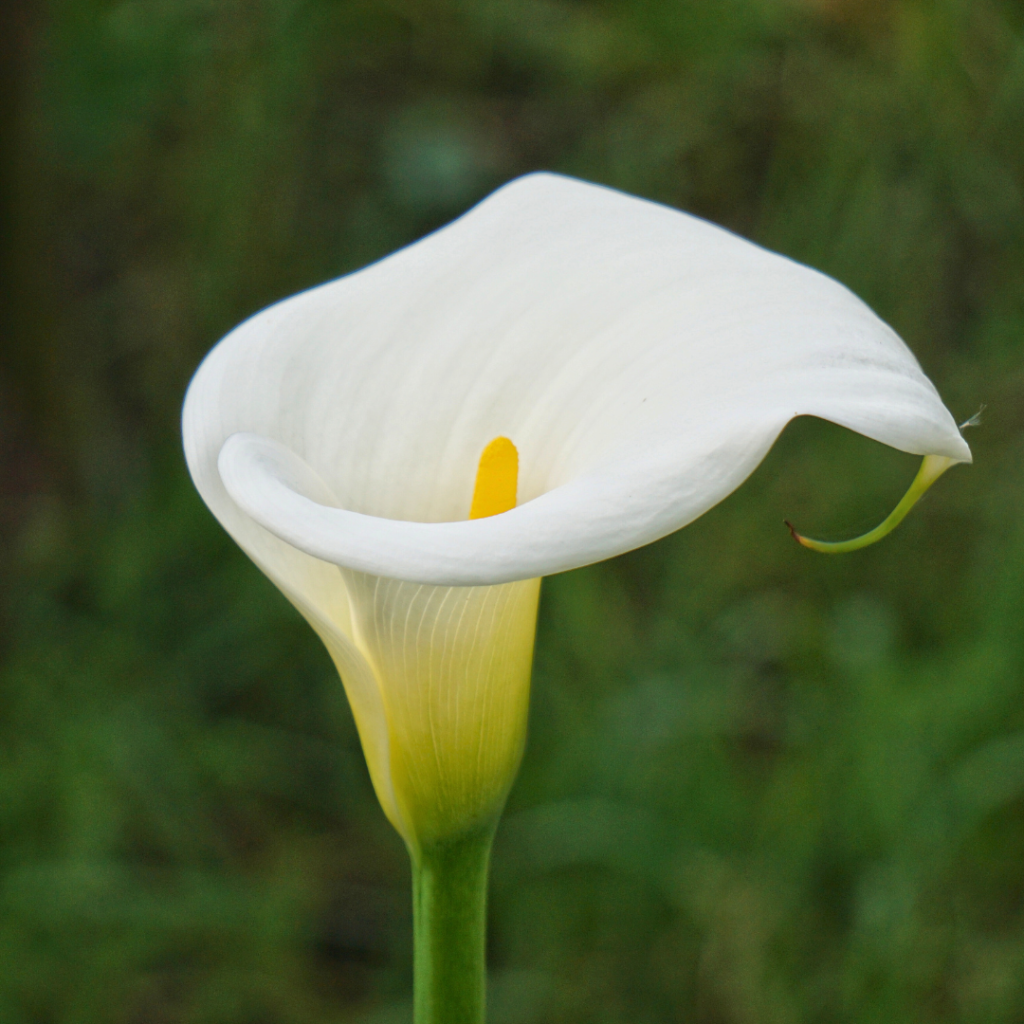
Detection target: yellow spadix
<box><xmin>469</xmin><ymin>436</ymin><xmax>518</xmax><ymax>520</ymax></box>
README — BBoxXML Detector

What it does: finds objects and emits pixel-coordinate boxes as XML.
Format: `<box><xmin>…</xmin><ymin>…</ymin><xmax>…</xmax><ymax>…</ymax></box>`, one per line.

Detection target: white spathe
<box><xmin>186</xmin><ymin>172</ymin><xmax>969</xmax><ymax>589</ymax></box>
<box><xmin>182</xmin><ymin>172</ymin><xmax>970</xmax><ymax>847</ymax></box>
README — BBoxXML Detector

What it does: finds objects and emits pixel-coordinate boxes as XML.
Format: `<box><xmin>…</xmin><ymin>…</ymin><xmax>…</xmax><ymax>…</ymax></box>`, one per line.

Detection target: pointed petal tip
<box><xmin>952</xmin><ymin>404</ymin><xmax>984</xmax><ymax>465</ymax></box>
<box><xmin>951</xmin><ymin>432</ymin><xmax>974</xmax><ymax>465</ymax></box>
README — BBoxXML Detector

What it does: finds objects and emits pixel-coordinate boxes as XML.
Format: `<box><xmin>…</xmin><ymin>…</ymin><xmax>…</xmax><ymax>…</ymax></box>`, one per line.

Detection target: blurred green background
<box><xmin>2</xmin><ymin>0</ymin><xmax>1023</xmax><ymax>1020</ymax></box>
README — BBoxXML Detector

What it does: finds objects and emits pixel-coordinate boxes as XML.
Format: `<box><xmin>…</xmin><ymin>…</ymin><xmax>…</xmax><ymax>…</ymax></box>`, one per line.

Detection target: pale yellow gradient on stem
<box><xmin>332</xmin><ymin>437</ymin><xmax>540</xmax><ymax>852</ymax></box>
<box><xmin>340</xmin><ymin>571</ymin><xmax>540</xmax><ymax>850</ymax></box>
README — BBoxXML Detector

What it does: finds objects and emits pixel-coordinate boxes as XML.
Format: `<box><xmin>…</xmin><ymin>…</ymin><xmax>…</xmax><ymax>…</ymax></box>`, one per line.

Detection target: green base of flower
<box><xmin>412</xmin><ymin>826</ymin><xmax>495</xmax><ymax>1024</ymax></box>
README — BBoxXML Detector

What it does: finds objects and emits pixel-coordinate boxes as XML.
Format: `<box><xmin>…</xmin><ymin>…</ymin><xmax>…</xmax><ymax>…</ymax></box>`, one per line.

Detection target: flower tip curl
<box><xmin>785</xmin><ymin>452</ymin><xmax>961</xmax><ymax>555</ymax></box>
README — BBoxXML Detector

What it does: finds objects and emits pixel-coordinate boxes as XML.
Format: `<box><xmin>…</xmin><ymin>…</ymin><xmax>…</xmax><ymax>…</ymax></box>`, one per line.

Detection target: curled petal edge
<box><xmin>218</xmin><ymin>429</ymin><xmax>777</xmax><ymax>586</ymax></box>
<box><xmin>218</xmin><ymin>418</ymin><xmax>969</xmax><ymax>588</ymax></box>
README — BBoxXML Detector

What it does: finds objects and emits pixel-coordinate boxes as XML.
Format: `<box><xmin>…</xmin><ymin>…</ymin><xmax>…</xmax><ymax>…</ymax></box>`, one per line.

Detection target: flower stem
<box><xmin>412</xmin><ymin>826</ymin><xmax>495</xmax><ymax>1024</ymax></box>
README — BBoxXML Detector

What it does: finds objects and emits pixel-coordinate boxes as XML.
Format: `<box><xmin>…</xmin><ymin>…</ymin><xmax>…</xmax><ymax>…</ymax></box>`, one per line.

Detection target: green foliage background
<box><xmin>2</xmin><ymin>0</ymin><xmax>1023</xmax><ymax>1020</ymax></box>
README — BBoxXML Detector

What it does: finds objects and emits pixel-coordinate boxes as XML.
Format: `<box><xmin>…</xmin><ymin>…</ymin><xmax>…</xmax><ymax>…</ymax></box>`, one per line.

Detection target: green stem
<box><xmin>412</xmin><ymin>826</ymin><xmax>495</xmax><ymax>1024</ymax></box>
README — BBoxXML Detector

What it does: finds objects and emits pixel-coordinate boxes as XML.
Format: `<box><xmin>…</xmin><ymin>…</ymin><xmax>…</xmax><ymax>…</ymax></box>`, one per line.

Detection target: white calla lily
<box><xmin>183</xmin><ymin>171</ymin><xmax>970</xmax><ymax>852</ymax></box>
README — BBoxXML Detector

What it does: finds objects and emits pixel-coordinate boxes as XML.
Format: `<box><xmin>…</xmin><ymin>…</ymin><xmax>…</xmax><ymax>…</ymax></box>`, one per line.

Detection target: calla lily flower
<box><xmin>183</xmin><ymin>172</ymin><xmax>969</xmax><ymax>1022</ymax></box>
<box><xmin>183</xmin><ymin>172</ymin><xmax>970</xmax><ymax>848</ymax></box>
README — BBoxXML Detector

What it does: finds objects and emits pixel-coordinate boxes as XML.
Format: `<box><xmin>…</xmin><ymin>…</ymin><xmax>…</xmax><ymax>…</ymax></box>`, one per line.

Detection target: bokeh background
<box><xmin>2</xmin><ymin>0</ymin><xmax>1023</xmax><ymax>1020</ymax></box>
